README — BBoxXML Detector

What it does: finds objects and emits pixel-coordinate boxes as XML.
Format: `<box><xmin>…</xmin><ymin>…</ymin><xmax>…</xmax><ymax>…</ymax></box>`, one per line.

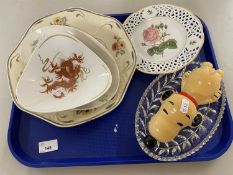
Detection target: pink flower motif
<box><xmin>143</xmin><ymin>27</ymin><xmax>161</xmax><ymax>45</ymax></box>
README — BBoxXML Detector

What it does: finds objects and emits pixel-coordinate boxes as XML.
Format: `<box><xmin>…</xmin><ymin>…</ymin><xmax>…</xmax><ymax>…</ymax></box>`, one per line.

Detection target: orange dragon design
<box><xmin>40</xmin><ymin>53</ymin><xmax>89</xmax><ymax>99</ymax></box>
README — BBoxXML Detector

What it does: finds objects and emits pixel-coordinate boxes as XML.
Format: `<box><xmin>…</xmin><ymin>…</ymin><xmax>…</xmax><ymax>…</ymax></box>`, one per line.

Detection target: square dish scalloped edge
<box><xmin>7</xmin><ymin>7</ymin><xmax>136</xmax><ymax>127</ymax></box>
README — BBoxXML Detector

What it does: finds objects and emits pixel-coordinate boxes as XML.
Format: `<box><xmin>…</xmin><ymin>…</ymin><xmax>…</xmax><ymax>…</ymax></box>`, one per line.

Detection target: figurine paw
<box><xmin>211</xmin><ymin>90</ymin><xmax>222</xmax><ymax>102</ymax></box>
<box><xmin>183</xmin><ymin>71</ymin><xmax>191</xmax><ymax>79</ymax></box>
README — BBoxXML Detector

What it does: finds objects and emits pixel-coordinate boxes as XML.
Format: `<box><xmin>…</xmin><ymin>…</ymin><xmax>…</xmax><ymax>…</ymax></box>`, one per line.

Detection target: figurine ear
<box><xmin>201</xmin><ymin>62</ymin><xmax>213</xmax><ymax>68</ymax></box>
<box><xmin>161</xmin><ymin>90</ymin><xmax>174</xmax><ymax>101</ymax></box>
<box><xmin>216</xmin><ymin>69</ymin><xmax>224</xmax><ymax>78</ymax></box>
<box><xmin>191</xmin><ymin>113</ymin><xmax>203</xmax><ymax>128</ymax></box>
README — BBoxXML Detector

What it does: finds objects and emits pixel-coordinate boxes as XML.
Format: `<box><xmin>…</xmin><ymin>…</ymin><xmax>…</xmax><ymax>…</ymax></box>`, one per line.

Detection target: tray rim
<box><xmin>7</xmin><ymin>13</ymin><xmax>233</xmax><ymax>168</ymax></box>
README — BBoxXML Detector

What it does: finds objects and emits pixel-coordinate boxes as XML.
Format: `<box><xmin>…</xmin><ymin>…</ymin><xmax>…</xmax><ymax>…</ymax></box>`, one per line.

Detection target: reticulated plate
<box><xmin>135</xmin><ymin>62</ymin><xmax>226</xmax><ymax>161</ymax></box>
<box><xmin>20</xmin><ymin>25</ymin><xmax>120</xmax><ymax>110</ymax></box>
<box><xmin>123</xmin><ymin>4</ymin><xmax>204</xmax><ymax>74</ymax></box>
<box><xmin>7</xmin><ymin>8</ymin><xmax>136</xmax><ymax>127</ymax></box>
<box><xmin>16</xmin><ymin>33</ymin><xmax>112</xmax><ymax>113</ymax></box>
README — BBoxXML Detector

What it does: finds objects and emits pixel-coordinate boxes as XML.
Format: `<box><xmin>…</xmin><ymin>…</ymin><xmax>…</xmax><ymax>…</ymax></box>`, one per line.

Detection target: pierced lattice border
<box><xmin>123</xmin><ymin>4</ymin><xmax>204</xmax><ymax>74</ymax></box>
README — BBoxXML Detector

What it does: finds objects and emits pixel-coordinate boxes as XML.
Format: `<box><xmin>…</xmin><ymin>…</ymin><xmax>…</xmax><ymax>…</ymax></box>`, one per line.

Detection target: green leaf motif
<box><xmin>116</xmin><ymin>50</ymin><xmax>125</xmax><ymax>57</ymax></box>
<box><xmin>147</xmin><ymin>39</ymin><xmax>178</xmax><ymax>56</ymax></box>
<box><xmin>147</xmin><ymin>10</ymin><xmax>152</xmax><ymax>15</ymax></box>
<box><xmin>141</xmin><ymin>43</ymin><xmax>147</xmax><ymax>46</ymax></box>
<box><xmin>190</xmin><ymin>40</ymin><xmax>196</xmax><ymax>45</ymax></box>
<box><xmin>159</xmin><ymin>41</ymin><xmax>167</xmax><ymax>51</ymax></box>
<box><xmin>165</xmin><ymin>39</ymin><xmax>178</xmax><ymax>49</ymax></box>
<box><xmin>147</xmin><ymin>46</ymin><xmax>163</xmax><ymax>56</ymax></box>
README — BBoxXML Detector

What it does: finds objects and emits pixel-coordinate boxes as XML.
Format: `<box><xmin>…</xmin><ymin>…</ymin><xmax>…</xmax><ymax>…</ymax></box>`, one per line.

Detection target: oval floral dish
<box><xmin>123</xmin><ymin>4</ymin><xmax>204</xmax><ymax>74</ymax></box>
<box><xmin>7</xmin><ymin>8</ymin><xmax>136</xmax><ymax>127</ymax></box>
<box><xmin>135</xmin><ymin>62</ymin><xmax>226</xmax><ymax>161</ymax></box>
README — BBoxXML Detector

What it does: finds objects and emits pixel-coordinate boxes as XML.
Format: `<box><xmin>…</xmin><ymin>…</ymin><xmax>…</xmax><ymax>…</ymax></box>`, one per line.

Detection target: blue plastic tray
<box><xmin>8</xmin><ymin>13</ymin><xmax>233</xmax><ymax>167</ymax></box>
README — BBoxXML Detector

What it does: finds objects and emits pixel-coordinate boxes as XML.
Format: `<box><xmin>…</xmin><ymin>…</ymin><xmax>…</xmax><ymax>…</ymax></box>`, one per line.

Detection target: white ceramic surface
<box><xmin>16</xmin><ymin>33</ymin><xmax>112</xmax><ymax>113</ymax></box>
<box><xmin>21</xmin><ymin>25</ymin><xmax>120</xmax><ymax>110</ymax></box>
<box><xmin>131</xmin><ymin>17</ymin><xmax>187</xmax><ymax>63</ymax></box>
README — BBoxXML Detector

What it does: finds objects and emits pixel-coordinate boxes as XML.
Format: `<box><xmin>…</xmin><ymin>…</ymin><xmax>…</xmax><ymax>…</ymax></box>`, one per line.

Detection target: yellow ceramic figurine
<box><xmin>147</xmin><ymin>62</ymin><xmax>224</xmax><ymax>144</ymax></box>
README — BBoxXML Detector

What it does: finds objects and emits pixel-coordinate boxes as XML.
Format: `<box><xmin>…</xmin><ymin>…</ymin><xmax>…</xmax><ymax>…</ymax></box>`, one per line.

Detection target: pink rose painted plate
<box><xmin>123</xmin><ymin>4</ymin><xmax>204</xmax><ymax>74</ymax></box>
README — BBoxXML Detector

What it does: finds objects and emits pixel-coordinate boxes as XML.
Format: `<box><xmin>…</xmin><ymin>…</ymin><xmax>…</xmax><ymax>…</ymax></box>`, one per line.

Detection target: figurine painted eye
<box><xmin>177</xmin><ymin>122</ymin><xmax>184</xmax><ymax>127</ymax></box>
<box><xmin>185</xmin><ymin>114</ymin><xmax>190</xmax><ymax>119</ymax></box>
<box><xmin>161</xmin><ymin>90</ymin><xmax>174</xmax><ymax>101</ymax></box>
<box><xmin>169</xmin><ymin>101</ymin><xmax>174</xmax><ymax>105</ymax></box>
<box><xmin>163</xmin><ymin>108</ymin><xmax>168</xmax><ymax>115</ymax></box>
<box><xmin>191</xmin><ymin>114</ymin><xmax>202</xmax><ymax>127</ymax></box>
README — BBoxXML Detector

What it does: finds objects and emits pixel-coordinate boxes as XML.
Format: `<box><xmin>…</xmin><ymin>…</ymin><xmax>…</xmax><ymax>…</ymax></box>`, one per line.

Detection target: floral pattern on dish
<box><xmin>112</xmin><ymin>35</ymin><xmax>126</xmax><ymax>57</ymax></box>
<box><xmin>141</xmin><ymin>22</ymin><xmax>178</xmax><ymax>57</ymax></box>
<box><xmin>50</xmin><ymin>16</ymin><xmax>67</xmax><ymax>25</ymax></box>
<box><xmin>40</xmin><ymin>53</ymin><xmax>89</xmax><ymax>99</ymax></box>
